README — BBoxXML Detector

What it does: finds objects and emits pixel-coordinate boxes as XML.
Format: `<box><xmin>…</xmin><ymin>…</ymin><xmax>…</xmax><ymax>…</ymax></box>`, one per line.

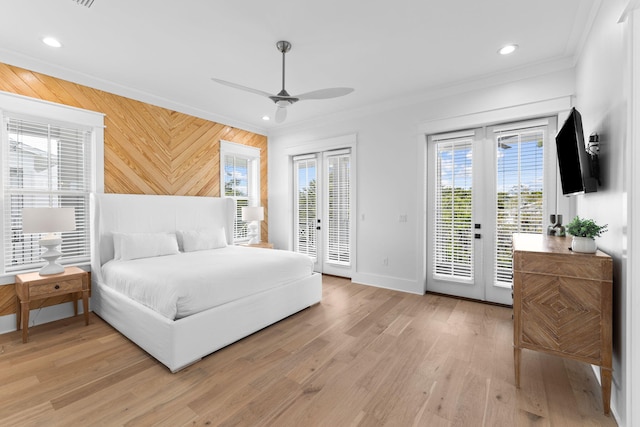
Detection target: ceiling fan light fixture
<box><xmin>275</xmin><ymin>106</ymin><xmax>287</xmax><ymax>123</ymax></box>
<box><xmin>275</xmin><ymin>99</ymin><xmax>295</xmax><ymax>107</ymax></box>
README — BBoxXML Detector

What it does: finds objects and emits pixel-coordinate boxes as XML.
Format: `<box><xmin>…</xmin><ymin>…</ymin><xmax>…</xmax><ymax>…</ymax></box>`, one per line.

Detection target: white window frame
<box><xmin>219</xmin><ymin>140</ymin><xmax>260</xmax><ymax>244</ymax></box>
<box><xmin>0</xmin><ymin>91</ymin><xmax>104</xmax><ymax>283</ymax></box>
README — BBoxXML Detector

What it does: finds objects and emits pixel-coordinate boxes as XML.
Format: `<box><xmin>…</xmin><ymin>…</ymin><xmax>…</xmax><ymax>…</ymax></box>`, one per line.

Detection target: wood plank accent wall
<box><xmin>0</xmin><ymin>62</ymin><xmax>268</xmax><ymax>318</ymax></box>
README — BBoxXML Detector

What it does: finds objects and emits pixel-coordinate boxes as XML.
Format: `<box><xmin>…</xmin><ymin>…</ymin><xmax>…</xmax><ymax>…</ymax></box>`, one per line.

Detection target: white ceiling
<box><xmin>0</xmin><ymin>0</ymin><xmax>598</xmax><ymax>134</ymax></box>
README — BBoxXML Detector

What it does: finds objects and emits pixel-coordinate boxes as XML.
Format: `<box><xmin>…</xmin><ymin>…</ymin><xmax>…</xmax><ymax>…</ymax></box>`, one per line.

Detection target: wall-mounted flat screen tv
<box><xmin>555</xmin><ymin>107</ymin><xmax>599</xmax><ymax>195</ymax></box>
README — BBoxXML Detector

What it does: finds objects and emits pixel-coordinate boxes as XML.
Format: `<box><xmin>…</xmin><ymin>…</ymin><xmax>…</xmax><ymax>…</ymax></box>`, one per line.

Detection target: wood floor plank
<box><xmin>0</xmin><ymin>276</ymin><xmax>617</xmax><ymax>426</ymax></box>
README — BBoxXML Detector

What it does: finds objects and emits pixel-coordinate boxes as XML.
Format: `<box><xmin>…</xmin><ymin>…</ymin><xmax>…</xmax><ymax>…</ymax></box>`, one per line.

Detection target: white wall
<box><xmin>574</xmin><ymin>0</ymin><xmax>636</xmax><ymax>425</ymax></box>
<box><xmin>268</xmin><ymin>67</ymin><xmax>575</xmax><ymax>295</ymax></box>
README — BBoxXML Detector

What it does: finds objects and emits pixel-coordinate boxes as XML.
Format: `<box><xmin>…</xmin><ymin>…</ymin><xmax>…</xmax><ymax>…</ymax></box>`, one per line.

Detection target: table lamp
<box><xmin>22</xmin><ymin>207</ymin><xmax>76</xmax><ymax>275</ymax></box>
<box><xmin>241</xmin><ymin>206</ymin><xmax>264</xmax><ymax>245</ymax></box>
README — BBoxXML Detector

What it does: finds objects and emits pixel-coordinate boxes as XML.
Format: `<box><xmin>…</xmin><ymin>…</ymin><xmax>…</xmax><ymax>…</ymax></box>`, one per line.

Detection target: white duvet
<box><xmin>101</xmin><ymin>246</ymin><xmax>314</xmax><ymax>320</ymax></box>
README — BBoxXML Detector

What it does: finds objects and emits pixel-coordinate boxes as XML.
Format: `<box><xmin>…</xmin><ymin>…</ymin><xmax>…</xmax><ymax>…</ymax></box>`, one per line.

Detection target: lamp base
<box><xmin>38</xmin><ymin>237</ymin><xmax>64</xmax><ymax>276</ymax></box>
<box><xmin>39</xmin><ymin>262</ymin><xmax>65</xmax><ymax>276</ymax></box>
<box><xmin>247</xmin><ymin>221</ymin><xmax>260</xmax><ymax>245</ymax></box>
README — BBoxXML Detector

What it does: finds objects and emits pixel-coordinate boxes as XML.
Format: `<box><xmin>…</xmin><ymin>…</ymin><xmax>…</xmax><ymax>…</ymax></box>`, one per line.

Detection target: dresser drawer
<box><xmin>29</xmin><ymin>278</ymin><xmax>83</xmax><ymax>297</ymax></box>
<box><xmin>514</xmin><ymin>251</ymin><xmax>611</xmax><ymax>280</ymax></box>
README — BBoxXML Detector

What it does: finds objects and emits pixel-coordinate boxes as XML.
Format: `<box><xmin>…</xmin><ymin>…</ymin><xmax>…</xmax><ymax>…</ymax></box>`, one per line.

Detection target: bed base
<box><xmin>93</xmin><ymin>272</ymin><xmax>322</xmax><ymax>372</ymax></box>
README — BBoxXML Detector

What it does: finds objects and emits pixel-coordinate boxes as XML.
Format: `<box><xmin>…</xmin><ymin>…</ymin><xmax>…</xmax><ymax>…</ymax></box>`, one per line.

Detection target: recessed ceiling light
<box><xmin>42</xmin><ymin>37</ymin><xmax>62</xmax><ymax>48</ymax></box>
<box><xmin>262</xmin><ymin>115</ymin><xmax>270</xmax><ymax>121</ymax></box>
<box><xmin>498</xmin><ymin>44</ymin><xmax>518</xmax><ymax>55</ymax></box>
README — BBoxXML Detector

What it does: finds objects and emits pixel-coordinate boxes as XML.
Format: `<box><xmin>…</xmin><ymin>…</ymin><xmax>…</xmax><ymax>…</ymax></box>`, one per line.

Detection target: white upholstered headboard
<box><xmin>90</xmin><ymin>193</ymin><xmax>236</xmax><ymax>276</ymax></box>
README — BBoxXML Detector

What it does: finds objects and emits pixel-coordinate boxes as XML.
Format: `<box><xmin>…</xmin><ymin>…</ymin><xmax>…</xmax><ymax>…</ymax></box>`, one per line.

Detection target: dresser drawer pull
<box><xmin>54</xmin><ymin>284</ymin><xmax>60</xmax><ymax>290</ymax></box>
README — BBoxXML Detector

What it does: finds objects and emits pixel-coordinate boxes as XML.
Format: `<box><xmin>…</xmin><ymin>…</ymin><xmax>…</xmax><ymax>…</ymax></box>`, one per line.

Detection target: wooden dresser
<box><xmin>512</xmin><ymin>233</ymin><xmax>613</xmax><ymax>414</ymax></box>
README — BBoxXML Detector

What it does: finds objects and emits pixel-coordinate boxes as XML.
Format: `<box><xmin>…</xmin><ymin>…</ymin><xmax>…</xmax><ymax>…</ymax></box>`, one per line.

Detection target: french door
<box><xmin>293</xmin><ymin>149</ymin><xmax>353</xmax><ymax>277</ymax></box>
<box><xmin>427</xmin><ymin>118</ymin><xmax>556</xmax><ymax>304</ymax></box>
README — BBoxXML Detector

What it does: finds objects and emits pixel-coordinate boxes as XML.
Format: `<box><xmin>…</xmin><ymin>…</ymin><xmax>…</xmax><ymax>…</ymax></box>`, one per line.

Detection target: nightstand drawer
<box><xmin>29</xmin><ymin>278</ymin><xmax>83</xmax><ymax>297</ymax></box>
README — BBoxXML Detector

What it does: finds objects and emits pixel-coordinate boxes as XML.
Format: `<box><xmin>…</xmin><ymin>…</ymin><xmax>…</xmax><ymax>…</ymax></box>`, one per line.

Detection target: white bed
<box><xmin>90</xmin><ymin>193</ymin><xmax>322</xmax><ymax>372</ymax></box>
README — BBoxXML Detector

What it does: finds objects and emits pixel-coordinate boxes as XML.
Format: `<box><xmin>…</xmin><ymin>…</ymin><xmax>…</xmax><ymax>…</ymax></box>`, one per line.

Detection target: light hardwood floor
<box><xmin>0</xmin><ymin>276</ymin><xmax>616</xmax><ymax>426</ymax></box>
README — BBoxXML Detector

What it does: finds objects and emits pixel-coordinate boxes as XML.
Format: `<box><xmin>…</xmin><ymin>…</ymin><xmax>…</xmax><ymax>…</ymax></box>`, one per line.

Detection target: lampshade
<box><xmin>22</xmin><ymin>207</ymin><xmax>76</xmax><ymax>234</ymax></box>
<box><xmin>241</xmin><ymin>206</ymin><xmax>264</xmax><ymax>222</ymax></box>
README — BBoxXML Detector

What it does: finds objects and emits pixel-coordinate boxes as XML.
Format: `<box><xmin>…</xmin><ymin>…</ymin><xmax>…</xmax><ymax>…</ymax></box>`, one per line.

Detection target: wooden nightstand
<box><xmin>246</xmin><ymin>242</ymin><xmax>274</xmax><ymax>249</ymax></box>
<box><xmin>15</xmin><ymin>266</ymin><xmax>89</xmax><ymax>343</ymax></box>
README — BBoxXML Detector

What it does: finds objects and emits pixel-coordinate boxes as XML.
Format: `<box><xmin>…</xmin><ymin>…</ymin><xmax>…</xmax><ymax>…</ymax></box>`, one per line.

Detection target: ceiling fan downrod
<box><xmin>276</xmin><ymin>41</ymin><xmax>292</xmax><ymax>96</ymax></box>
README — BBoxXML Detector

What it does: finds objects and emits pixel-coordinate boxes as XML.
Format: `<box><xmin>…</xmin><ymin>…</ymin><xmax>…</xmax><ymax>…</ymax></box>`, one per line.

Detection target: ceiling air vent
<box><xmin>73</xmin><ymin>0</ymin><xmax>95</xmax><ymax>7</ymax></box>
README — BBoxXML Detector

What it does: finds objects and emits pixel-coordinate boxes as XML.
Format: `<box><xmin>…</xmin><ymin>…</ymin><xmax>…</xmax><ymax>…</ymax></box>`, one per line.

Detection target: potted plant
<box><xmin>566</xmin><ymin>216</ymin><xmax>608</xmax><ymax>253</ymax></box>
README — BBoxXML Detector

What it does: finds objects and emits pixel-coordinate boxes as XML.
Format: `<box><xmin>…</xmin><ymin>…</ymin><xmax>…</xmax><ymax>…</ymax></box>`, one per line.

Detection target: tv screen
<box><xmin>555</xmin><ymin>107</ymin><xmax>599</xmax><ymax>195</ymax></box>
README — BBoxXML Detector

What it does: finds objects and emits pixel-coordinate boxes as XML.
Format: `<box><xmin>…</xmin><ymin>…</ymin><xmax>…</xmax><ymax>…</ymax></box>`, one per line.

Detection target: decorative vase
<box><xmin>571</xmin><ymin>236</ymin><xmax>597</xmax><ymax>253</ymax></box>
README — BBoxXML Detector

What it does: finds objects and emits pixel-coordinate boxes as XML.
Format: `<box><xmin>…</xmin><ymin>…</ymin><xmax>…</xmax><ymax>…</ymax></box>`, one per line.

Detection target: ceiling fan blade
<box><xmin>211</xmin><ymin>77</ymin><xmax>273</xmax><ymax>98</ymax></box>
<box><xmin>296</xmin><ymin>87</ymin><xmax>354</xmax><ymax>100</ymax></box>
<box><xmin>275</xmin><ymin>106</ymin><xmax>288</xmax><ymax>123</ymax></box>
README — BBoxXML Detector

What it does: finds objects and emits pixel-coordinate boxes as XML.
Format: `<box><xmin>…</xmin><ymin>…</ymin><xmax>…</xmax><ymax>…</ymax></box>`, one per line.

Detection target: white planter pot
<box><xmin>571</xmin><ymin>236</ymin><xmax>597</xmax><ymax>253</ymax></box>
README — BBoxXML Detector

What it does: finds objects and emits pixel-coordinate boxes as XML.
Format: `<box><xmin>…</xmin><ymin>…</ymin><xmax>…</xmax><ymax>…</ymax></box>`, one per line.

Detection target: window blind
<box><xmin>433</xmin><ymin>137</ymin><xmax>473</xmax><ymax>280</ymax></box>
<box><xmin>4</xmin><ymin>117</ymin><xmax>91</xmax><ymax>272</ymax></box>
<box><xmin>220</xmin><ymin>141</ymin><xmax>260</xmax><ymax>244</ymax></box>
<box><xmin>223</xmin><ymin>154</ymin><xmax>249</xmax><ymax>241</ymax></box>
<box><xmin>494</xmin><ymin>127</ymin><xmax>545</xmax><ymax>286</ymax></box>
<box><xmin>294</xmin><ymin>156</ymin><xmax>317</xmax><ymax>260</ymax></box>
<box><xmin>325</xmin><ymin>150</ymin><xmax>350</xmax><ymax>265</ymax></box>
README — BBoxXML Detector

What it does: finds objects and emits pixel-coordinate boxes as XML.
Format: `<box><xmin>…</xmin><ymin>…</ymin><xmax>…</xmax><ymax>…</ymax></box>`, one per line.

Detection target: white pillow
<box><xmin>113</xmin><ymin>232</ymin><xmax>179</xmax><ymax>261</ymax></box>
<box><xmin>178</xmin><ymin>228</ymin><xmax>227</xmax><ymax>252</ymax></box>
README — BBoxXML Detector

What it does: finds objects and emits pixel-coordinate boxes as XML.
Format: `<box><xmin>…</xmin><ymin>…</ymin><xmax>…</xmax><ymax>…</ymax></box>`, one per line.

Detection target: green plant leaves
<box><xmin>566</xmin><ymin>216</ymin><xmax>608</xmax><ymax>238</ymax></box>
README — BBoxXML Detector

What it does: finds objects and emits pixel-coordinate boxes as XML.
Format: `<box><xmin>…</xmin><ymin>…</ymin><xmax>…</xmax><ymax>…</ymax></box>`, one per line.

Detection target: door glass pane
<box><xmin>326</xmin><ymin>152</ymin><xmax>350</xmax><ymax>265</ymax></box>
<box><xmin>294</xmin><ymin>158</ymin><xmax>317</xmax><ymax>260</ymax></box>
<box><xmin>434</xmin><ymin>138</ymin><xmax>473</xmax><ymax>280</ymax></box>
<box><xmin>495</xmin><ymin>129</ymin><xmax>544</xmax><ymax>286</ymax></box>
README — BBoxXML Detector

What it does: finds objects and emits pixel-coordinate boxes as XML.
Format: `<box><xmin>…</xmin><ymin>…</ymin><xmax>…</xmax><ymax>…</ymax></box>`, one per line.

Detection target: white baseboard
<box><xmin>351</xmin><ymin>272</ymin><xmax>423</xmax><ymax>295</ymax></box>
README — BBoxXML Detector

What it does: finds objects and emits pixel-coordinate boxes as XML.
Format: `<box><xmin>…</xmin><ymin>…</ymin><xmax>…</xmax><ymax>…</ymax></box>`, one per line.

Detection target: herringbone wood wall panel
<box><xmin>0</xmin><ymin>62</ymin><xmax>268</xmax><ymax>316</ymax></box>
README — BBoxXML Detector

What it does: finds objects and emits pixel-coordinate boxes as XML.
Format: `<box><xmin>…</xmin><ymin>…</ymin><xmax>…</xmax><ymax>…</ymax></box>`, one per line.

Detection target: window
<box><xmin>0</xmin><ymin>94</ymin><xmax>103</xmax><ymax>276</ymax></box>
<box><xmin>494</xmin><ymin>126</ymin><xmax>545</xmax><ymax>285</ymax></box>
<box><xmin>433</xmin><ymin>134</ymin><xmax>474</xmax><ymax>281</ymax></box>
<box><xmin>220</xmin><ymin>141</ymin><xmax>260</xmax><ymax>243</ymax></box>
<box><xmin>294</xmin><ymin>155</ymin><xmax>318</xmax><ymax>259</ymax></box>
<box><xmin>325</xmin><ymin>149</ymin><xmax>350</xmax><ymax>265</ymax></box>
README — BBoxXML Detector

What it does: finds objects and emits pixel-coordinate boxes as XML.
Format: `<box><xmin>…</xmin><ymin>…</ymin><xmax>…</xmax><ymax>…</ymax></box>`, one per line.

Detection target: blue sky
<box><xmin>438</xmin><ymin>131</ymin><xmax>544</xmax><ymax>192</ymax></box>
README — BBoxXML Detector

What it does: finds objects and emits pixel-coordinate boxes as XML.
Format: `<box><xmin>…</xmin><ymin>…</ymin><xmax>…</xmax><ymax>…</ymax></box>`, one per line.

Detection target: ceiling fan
<box><xmin>211</xmin><ymin>41</ymin><xmax>354</xmax><ymax>123</ymax></box>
